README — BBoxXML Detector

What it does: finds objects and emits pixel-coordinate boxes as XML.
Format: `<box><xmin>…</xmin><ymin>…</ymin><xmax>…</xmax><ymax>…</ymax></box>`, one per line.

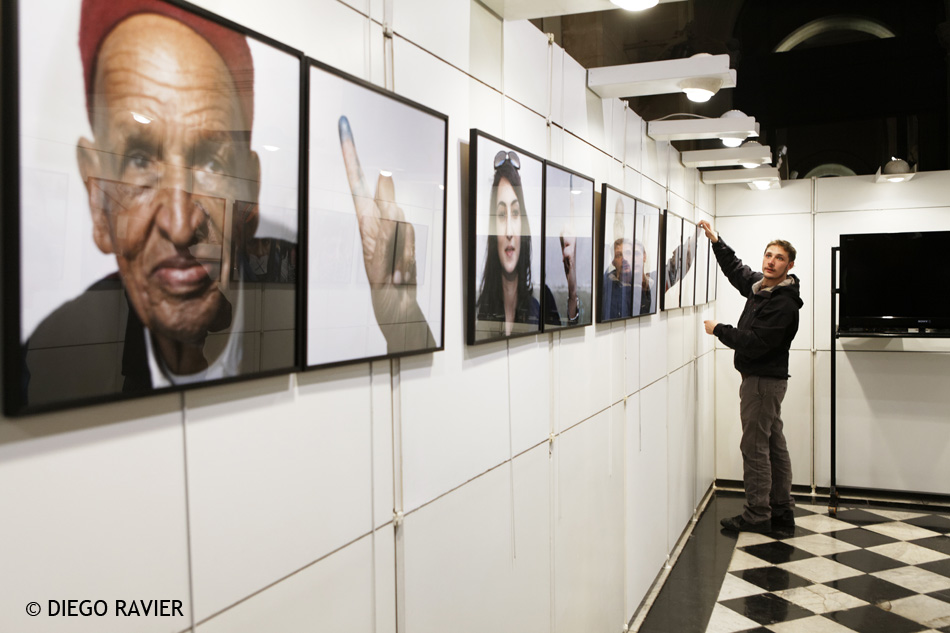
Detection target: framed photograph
<box><xmin>468</xmin><ymin>130</ymin><xmax>545</xmax><ymax>344</ymax></box>
<box><xmin>661</xmin><ymin>211</ymin><xmax>683</xmax><ymax>311</ymax></box>
<box><xmin>542</xmin><ymin>162</ymin><xmax>595</xmax><ymax>331</ymax></box>
<box><xmin>305</xmin><ymin>60</ymin><xmax>447</xmax><ymax>367</ymax></box>
<box><xmin>597</xmin><ymin>185</ymin><xmax>636</xmax><ymax>322</ymax></box>
<box><xmin>681</xmin><ymin>219</ymin><xmax>697</xmax><ymax>308</ymax></box>
<box><xmin>633</xmin><ymin>200</ymin><xmax>661</xmax><ymax>316</ymax></box>
<box><xmin>3</xmin><ymin>0</ymin><xmax>305</xmax><ymax>415</ymax></box>
<box><xmin>695</xmin><ymin>228</ymin><xmax>710</xmax><ymax>306</ymax></box>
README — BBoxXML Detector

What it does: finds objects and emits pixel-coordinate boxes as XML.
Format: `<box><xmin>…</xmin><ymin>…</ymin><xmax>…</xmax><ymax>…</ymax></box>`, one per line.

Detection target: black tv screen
<box><xmin>839</xmin><ymin>231</ymin><xmax>950</xmax><ymax>331</ymax></box>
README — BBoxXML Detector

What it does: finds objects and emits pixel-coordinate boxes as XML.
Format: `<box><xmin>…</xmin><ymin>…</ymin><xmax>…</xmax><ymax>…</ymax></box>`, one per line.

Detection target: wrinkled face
<box><xmin>613</xmin><ymin>241</ymin><xmax>633</xmax><ymax>284</ymax></box>
<box><xmin>762</xmin><ymin>245</ymin><xmax>793</xmax><ymax>281</ymax></box>
<box><xmin>494</xmin><ymin>177</ymin><xmax>521</xmax><ymax>276</ymax></box>
<box><xmin>80</xmin><ymin>14</ymin><xmax>259</xmax><ymax>345</ymax></box>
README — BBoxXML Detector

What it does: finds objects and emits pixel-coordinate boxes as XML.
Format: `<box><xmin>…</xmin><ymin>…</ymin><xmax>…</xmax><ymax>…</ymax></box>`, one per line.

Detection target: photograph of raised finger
<box><xmin>468</xmin><ymin>130</ymin><xmax>545</xmax><ymax>344</ymax></box>
<box><xmin>306</xmin><ymin>61</ymin><xmax>447</xmax><ymax>367</ymax></box>
<box><xmin>542</xmin><ymin>162</ymin><xmax>595</xmax><ymax>331</ymax></box>
<box><xmin>681</xmin><ymin>219</ymin><xmax>697</xmax><ymax>308</ymax></box>
<box><xmin>5</xmin><ymin>0</ymin><xmax>304</xmax><ymax>416</ymax></box>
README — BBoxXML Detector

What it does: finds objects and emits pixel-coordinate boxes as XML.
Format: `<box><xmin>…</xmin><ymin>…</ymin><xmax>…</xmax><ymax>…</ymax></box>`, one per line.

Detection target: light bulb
<box><xmin>750</xmin><ymin>180</ymin><xmax>771</xmax><ymax>190</ymax></box>
<box><xmin>610</xmin><ymin>0</ymin><xmax>659</xmax><ymax>10</ymax></box>
<box><xmin>683</xmin><ymin>88</ymin><xmax>714</xmax><ymax>103</ymax></box>
<box><xmin>720</xmin><ymin>136</ymin><xmax>743</xmax><ymax>148</ymax></box>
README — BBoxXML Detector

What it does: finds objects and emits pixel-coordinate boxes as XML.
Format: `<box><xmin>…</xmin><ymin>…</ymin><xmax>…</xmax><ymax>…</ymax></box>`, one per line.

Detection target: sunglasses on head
<box><xmin>493</xmin><ymin>150</ymin><xmax>521</xmax><ymax>170</ymax></box>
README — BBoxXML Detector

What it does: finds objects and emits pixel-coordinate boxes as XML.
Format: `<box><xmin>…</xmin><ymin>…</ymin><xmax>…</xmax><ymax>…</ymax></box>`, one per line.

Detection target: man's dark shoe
<box><xmin>772</xmin><ymin>509</ymin><xmax>796</xmax><ymax>528</ymax></box>
<box><xmin>720</xmin><ymin>514</ymin><xmax>771</xmax><ymax>533</ymax></box>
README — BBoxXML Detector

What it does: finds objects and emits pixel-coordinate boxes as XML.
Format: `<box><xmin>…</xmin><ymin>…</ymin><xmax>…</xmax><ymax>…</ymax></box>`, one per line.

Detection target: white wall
<box><xmin>0</xmin><ymin>1</ymin><xmax>718</xmax><ymax>632</ymax></box>
<box><xmin>714</xmin><ymin>172</ymin><xmax>950</xmax><ymax>497</ymax></box>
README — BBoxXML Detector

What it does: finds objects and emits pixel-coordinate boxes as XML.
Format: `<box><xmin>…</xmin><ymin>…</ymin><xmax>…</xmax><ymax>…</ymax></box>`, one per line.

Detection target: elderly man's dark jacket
<box><xmin>711</xmin><ymin>237</ymin><xmax>803</xmax><ymax>379</ymax></box>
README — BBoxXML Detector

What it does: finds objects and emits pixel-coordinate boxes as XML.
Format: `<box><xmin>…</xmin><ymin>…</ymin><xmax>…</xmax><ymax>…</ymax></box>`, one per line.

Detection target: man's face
<box><xmin>762</xmin><ymin>245</ymin><xmax>793</xmax><ymax>281</ymax></box>
<box><xmin>634</xmin><ymin>244</ymin><xmax>646</xmax><ymax>281</ymax></box>
<box><xmin>613</xmin><ymin>241</ymin><xmax>633</xmax><ymax>284</ymax></box>
<box><xmin>79</xmin><ymin>14</ymin><xmax>259</xmax><ymax>345</ymax></box>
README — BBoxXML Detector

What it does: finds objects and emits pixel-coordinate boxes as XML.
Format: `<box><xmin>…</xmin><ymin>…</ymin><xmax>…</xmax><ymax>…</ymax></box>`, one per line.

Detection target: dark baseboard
<box><xmin>715</xmin><ymin>479</ymin><xmax>950</xmax><ymax>513</ymax></box>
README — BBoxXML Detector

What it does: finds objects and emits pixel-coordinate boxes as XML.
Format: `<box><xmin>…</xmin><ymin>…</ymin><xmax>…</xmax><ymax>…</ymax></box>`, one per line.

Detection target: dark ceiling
<box><xmin>545</xmin><ymin>0</ymin><xmax>950</xmax><ymax>179</ymax></box>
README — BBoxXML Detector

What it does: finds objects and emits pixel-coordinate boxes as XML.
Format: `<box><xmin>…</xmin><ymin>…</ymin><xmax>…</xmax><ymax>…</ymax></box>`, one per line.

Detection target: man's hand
<box><xmin>339</xmin><ymin>116</ymin><xmax>432</xmax><ymax>351</ymax></box>
<box><xmin>704</xmin><ymin>320</ymin><xmax>719</xmax><ymax>335</ymax></box>
<box><xmin>698</xmin><ymin>220</ymin><xmax>718</xmax><ymax>243</ymax></box>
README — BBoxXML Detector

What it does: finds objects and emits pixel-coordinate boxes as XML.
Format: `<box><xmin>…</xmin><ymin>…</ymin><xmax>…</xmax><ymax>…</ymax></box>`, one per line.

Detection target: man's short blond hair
<box><xmin>765</xmin><ymin>239</ymin><xmax>796</xmax><ymax>263</ymax></box>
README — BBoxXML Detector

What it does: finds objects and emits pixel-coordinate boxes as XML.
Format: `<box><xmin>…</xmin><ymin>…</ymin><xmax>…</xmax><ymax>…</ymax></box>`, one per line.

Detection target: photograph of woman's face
<box><xmin>470</xmin><ymin>134</ymin><xmax>543</xmax><ymax>344</ymax></box>
<box><xmin>494</xmin><ymin>176</ymin><xmax>522</xmax><ymax>276</ymax></box>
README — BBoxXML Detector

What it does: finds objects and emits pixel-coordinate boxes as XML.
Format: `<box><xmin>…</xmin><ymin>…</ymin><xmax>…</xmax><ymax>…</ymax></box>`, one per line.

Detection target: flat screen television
<box><xmin>839</xmin><ymin>231</ymin><xmax>950</xmax><ymax>332</ymax></box>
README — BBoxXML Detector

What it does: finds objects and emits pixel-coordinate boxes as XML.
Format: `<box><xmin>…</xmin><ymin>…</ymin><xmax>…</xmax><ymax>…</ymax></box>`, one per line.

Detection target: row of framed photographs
<box><xmin>1</xmin><ymin>0</ymin><xmax>719</xmax><ymax>416</ymax></box>
<box><xmin>467</xmin><ymin>131</ymin><xmax>718</xmax><ymax>345</ymax></box>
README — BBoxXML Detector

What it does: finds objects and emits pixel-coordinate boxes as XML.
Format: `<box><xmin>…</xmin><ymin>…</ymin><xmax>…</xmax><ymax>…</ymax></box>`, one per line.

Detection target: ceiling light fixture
<box><xmin>680</xmin><ymin>141</ymin><xmax>771</xmax><ymax>169</ymax></box>
<box><xmin>610</xmin><ymin>0</ymin><xmax>659</xmax><ymax>10</ymax></box>
<box><xmin>701</xmin><ymin>166</ymin><xmax>781</xmax><ymax>189</ymax></box>
<box><xmin>873</xmin><ymin>157</ymin><xmax>916</xmax><ymax>183</ymax></box>
<box><xmin>647</xmin><ymin>111</ymin><xmax>759</xmax><ymax>145</ymax></box>
<box><xmin>588</xmin><ymin>53</ymin><xmax>736</xmax><ymax>101</ymax></box>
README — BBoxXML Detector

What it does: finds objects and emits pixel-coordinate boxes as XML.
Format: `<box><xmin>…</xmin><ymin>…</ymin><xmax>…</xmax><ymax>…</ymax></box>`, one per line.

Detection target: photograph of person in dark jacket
<box><xmin>698</xmin><ymin>220</ymin><xmax>804</xmax><ymax>534</ymax></box>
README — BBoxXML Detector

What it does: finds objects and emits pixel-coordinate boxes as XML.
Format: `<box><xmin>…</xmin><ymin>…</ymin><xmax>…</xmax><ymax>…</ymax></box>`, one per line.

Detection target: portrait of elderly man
<box><xmin>19</xmin><ymin>0</ymin><xmax>300</xmax><ymax>409</ymax></box>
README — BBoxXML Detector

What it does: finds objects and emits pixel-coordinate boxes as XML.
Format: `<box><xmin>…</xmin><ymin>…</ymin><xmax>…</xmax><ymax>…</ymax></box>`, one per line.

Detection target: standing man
<box><xmin>698</xmin><ymin>220</ymin><xmax>803</xmax><ymax>533</ymax></box>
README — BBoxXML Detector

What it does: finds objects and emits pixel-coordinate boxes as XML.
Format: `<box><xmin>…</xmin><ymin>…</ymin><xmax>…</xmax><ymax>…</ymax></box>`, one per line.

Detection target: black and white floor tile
<box><xmin>636</xmin><ymin>493</ymin><xmax>950</xmax><ymax>633</ymax></box>
<box><xmin>707</xmin><ymin>502</ymin><xmax>950</xmax><ymax>633</ymax></box>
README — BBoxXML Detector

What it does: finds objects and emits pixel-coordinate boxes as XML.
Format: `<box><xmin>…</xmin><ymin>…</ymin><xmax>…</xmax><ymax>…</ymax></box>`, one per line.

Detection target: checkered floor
<box><xmin>708</xmin><ymin>504</ymin><xmax>950</xmax><ymax>633</ymax></box>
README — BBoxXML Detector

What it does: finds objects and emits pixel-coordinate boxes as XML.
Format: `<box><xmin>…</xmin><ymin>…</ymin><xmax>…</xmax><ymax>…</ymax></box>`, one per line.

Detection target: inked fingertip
<box><xmin>338</xmin><ymin>116</ymin><xmax>353</xmax><ymax>142</ymax></box>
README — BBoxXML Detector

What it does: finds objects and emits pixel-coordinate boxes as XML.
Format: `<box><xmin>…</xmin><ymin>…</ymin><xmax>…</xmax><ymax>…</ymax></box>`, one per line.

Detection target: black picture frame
<box><xmin>3</xmin><ymin>0</ymin><xmax>306</xmax><ymax>415</ymax></box>
<box><xmin>597</xmin><ymin>184</ymin><xmax>636</xmax><ymax>323</ymax></box>
<box><xmin>467</xmin><ymin>129</ymin><xmax>547</xmax><ymax>345</ymax></box>
<box><xmin>695</xmin><ymin>227</ymin><xmax>711</xmax><ymax>306</ymax></box>
<box><xmin>633</xmin><ymin>199</ymin><xmax>662</xmax><ymax>317</ymax></box>
<box><xmin>541</xmin><ymin>161</ymin><xmax>595</xmax><ymax>332</ymax></box>
<box><xmin>661</xmin><ymin>210</ymin><xmax>684</xmax><ymax>311</ymax></box>
<box><xmin>303</xmin><ymin>59</ymin><xmax>448</xmax><ymax>369</ymax></box>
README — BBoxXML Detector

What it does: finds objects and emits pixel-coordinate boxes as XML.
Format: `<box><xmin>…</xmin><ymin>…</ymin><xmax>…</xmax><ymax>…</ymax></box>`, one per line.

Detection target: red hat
<box><xmin>79</xmin><ymin>0</ymin><xmax>254</xmax><ymax>130</ymax></box>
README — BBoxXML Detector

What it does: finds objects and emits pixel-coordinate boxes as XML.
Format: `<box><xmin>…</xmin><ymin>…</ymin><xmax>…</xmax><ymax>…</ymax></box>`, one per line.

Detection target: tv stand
<box><xmin>837</xmin><ymin>327</ymin><xmax>950</xmax><ymax>339</ymax></box>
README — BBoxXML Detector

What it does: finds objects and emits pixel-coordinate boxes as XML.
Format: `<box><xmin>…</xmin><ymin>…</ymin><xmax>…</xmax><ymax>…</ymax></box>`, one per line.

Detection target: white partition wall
<box><xmin>0</xmin><ymin>2</ymin><xmax>720</xmax><ymax>632</ymax></box>
<box><xmin>713</xmin><ymin>172</ymin><xmax>950</xmax><ymax>497</ymax></box>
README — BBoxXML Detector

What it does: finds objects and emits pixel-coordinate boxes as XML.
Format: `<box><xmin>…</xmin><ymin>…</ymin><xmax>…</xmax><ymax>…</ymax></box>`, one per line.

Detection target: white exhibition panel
<box><xmin>715</xmin><ymin>350</ymin><xmax>813</xmax><ymax>486</ymax></box>
<box><xmin>815</xmin><ymin>169</ymin><xmax>950</xmax><ymax>213</ymax></box>
<box><xmin>813</xmin><ymin>207</ymin><xmax>950</xmax><ymax>352</ymax></box>
<box><xmin>554</xmin><ymin>408</ymin><xmax>625</xmax><ymax>633</ymax></box>
<box><xmin>556</xmin><ymin>324</ymin><xmax>617</xmax><ymax>435</ymax></box>
<box><xmin>715</xmin><ymin>178</ymin><xmax>813</xmax><ymax>218</ymax></box>
<box><xmin>402</xmin><ymin>445</ymin><xmax>552</xmax><ymax>633</ymax></box>
<box><xmin>696</xmin><ymin>179</ymin><xmax>715</xmax><ymax>217</ymax></box>
<box><xmin>696</xmin><ymin>352</ymin><xmax>717</xmax><ymax>503</ymax></box>
<box><xmin>641</xmin><ymin>135</ymin><xmax>671</xmax><ymax>190</ymax></box>
<box><xmin>502</xmin><ymin>99</ymin><xmax>550</xmax><ymax>159</ymax></box>
<box><xmin>625</xmin><ymin>110</ymin><xmax>645</xmax><ymax>174</ymax></box>
<box><xmin>469</xmin><ymin>1</ymin><xmax>504</xmax><ymax>90</ymax></box>
<box><xmin>559</xmin><ymin>132</ymin><xmax>600</xmax><ymax>186</ymax></box>
<box><xmin>400</xmin><ymin>342</ymin><xmax>511</xmax><ymax>513</ymax></box>
<box><xmin>627</xmin><ymin>380</ymin><xmax>671</xmax><ymax>602</ymax></box>
<box><xmin>392</xmin><ymin>37</ymin><xmax>470</xmax><ymax>133</ymax></box>
<box><xmin>713</xmin><ymin>213</ymin><xmax>814</xmax><ymax>352</ymax></box>
<box><xmin>814</xmin><ymin>351</ymin><xmax>950</xmax><ymax>495</ymax></box>
<box><xmin>668</xmin><ymin>151</ymin><xmax>693</xmax><ymax>203</ymax></box>
<box><xmin>668</xmin><ymin>190</ymin><xmax>694</xmax><ymax>223</ymax></box>
<box><xmin>0</xmin><ymin>397</ymin><xmax>190</xmax><ymax>633</ymax></box>
<box><xmin>392</xmin><ymin>0</ymin><xmax>473</xmax><ymax>74</ymax></box>
<box><xmin>196</xmin><ymin>533</ymin><xmax>376</xmax><ymax>633</ymax></box>
<box><xmin>185</xmin><ymin>371</ymin><xmax>374</xmax><ymax>621</ymax></box>
<box><xmin>503</xmin><ymin>20</ymin><xmax>553</xmax><ymax>118</ymax></box>
<box><xmin>640</xmin><ymin>311</ymin><xmax>669</xmax><ymax>389</ymax></box>
<box><xmin>666</xmin><ymin>309</ymin><xmax>688</xmax><ymax>375</ymax></box>
<box><xmin>560</xmin><ymin>55</ymin><xmax>599</xmax><ymax>149</ymax></box>
<box><xmin>624</xmin><ymin>166</ymin><xmax>647</xmax><ymax>201</ymax></box>
<box><xmin>372</xmin><ymin>361</ymin><xmax>396</xmax><ymax>528</ymax></box>
<box><xmin>624</xmin><ymin>319</ymin><xmax>642</xmax><ymax>398</ymax></box>
<box><xmin>508</xmin><ymin>336</ymin><xmax>555</xmax><ymax>454</ymax></box>
<box><xmin>667</xmin><ymin>364</ymin><xmax>697</xmax><ymax>549</ymax></box>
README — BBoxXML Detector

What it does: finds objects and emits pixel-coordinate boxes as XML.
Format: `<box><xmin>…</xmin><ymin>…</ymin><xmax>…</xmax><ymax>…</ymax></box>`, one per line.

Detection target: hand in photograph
<box><xmin>338</xmin><ymin>115</ymin><xmax>433</xmax><ymax>352</ymax></box>
<box><xmin>560</xmin><ymin>225</ymin><xmax>579</xmax><ymax>320</ymax></box>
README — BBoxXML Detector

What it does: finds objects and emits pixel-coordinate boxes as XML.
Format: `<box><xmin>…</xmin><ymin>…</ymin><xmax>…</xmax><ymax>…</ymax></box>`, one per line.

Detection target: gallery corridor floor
<box><xmin>637</xmin><ymin>491</ymin><xmax>950</xmax><ymax>633</ymax></box>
